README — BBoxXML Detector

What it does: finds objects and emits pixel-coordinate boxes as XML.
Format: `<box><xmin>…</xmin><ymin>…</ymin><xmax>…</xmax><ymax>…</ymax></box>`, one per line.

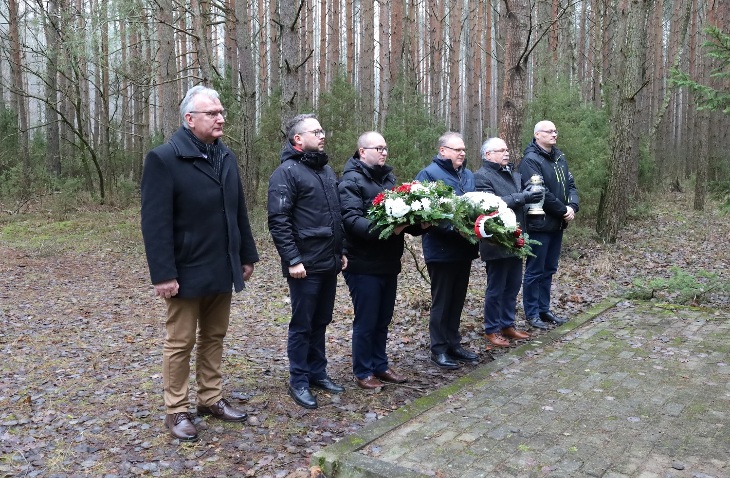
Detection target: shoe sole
<box><xmin>172</xmin><ymin>433</ymin><xmax>200</xmax><ymax>442</ymax></box>
<box><xmin>197</xmin><ymin>411</ymin><xmax>248</xmax><ymax>422</ymax></box>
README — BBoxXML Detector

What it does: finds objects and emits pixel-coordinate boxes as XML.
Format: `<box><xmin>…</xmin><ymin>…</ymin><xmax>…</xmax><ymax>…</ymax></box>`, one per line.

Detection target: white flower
<box><xmin>462</xmin><ymin>191</ymin><xmax>502</xmax><ymax>211</ymax></box>
<box><xmin>411</xmin><ymin>199</ymin><xmax>424</xmax><ymax>211</ymax></box>
<box><xmin>499</xmin><ymin>208</ymin><xmax>518</xmax><ymax>230</ymax></box>
<box><xmin>410</xmin><ymin>182</ymin><xmax>426</xmax><ymax>193</ymax></box>
<box><xmin>385</xmin><ymin>197</ymin><xmax>411</xmax><ymax>218</ymax></box>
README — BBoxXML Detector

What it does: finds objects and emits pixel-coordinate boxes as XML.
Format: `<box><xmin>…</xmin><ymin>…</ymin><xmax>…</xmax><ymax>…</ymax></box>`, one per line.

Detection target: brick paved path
<box><xmin>313</xmin><ymin>300</ymin><xmax>730</xmax><ymax>477</ymax></box>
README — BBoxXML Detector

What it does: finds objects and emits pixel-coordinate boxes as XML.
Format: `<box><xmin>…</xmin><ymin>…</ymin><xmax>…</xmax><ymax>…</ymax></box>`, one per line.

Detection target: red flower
<box><xmin>516</xmin><ymin>238</ymin><xmax>525</xmax><ymax>248</ymax></box>
<box><xmin>373</xmin><ymin>192</ymin><xmax>386</xmax><ymax>205</ymax></box>
<box><xmin>513</xmin><ymin>227</ymin><xmax>522</xmax><ymax>238</ymax></box>
<box><xmin>396</xmin><ymin>182</ymin><xmax>413</xmax><ymax>193</ymax></box>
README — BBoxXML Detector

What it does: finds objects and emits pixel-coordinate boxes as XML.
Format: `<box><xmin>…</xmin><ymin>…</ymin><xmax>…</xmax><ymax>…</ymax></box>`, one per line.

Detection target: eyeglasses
<box><xmin>362</xmin><ymin>146</ymin><xmax>388</xmax><ymax>153</ymax></box>
<box><xmin>442</xmin><ymin>145</ymin><xmax>466</xmax><ymax>153</ymax></box>
<box><xmin>538</xmin><ymin>130</ymin><xmax>558</xmax><ymax>135</ymax></box>
<box><xmin>488</xmin><ymin>148</ymin><xmax>509</xmax><ymax>154</ymax></box>
<box><xmin>189</xmin><ymin>110</ymin><xmax>227</xmax><ymax>119</ymax></box>
<box><xmin>301</xmin><ymin>129</ymin><xmax>326</xmax><ymax>138</ymax></box>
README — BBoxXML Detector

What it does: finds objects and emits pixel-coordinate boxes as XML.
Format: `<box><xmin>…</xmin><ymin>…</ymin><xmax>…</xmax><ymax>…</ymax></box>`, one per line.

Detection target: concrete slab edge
<box><xmin>311</xmin><ymin>297</ymin><xmax>622</xmax><ymax>477</ymax></box>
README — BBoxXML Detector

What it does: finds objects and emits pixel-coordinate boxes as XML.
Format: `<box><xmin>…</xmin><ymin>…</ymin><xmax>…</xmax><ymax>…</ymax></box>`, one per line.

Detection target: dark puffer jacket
<box><xmin>474</xmin><ymin>160</ymin><xmax>526</xmax><ymax>261</ymax></box>
<box><xmin>518</xmin><ymin>139</ymin><xmax>579</xmax><ymax>233</ymax></box>
<box><xmin>415</xmin><ymin>155</ymin><xmax>479</xmax><ymax>263</ymax></box>
<box><xmin>140</xmin><ymin>126</ymin><xmax>259</xmax><ymax>298</ymax></box>
<box><xmin>339</xmin><ymin>156</ymin><xmax>420</xmax><ymax>275</ymax></box>
<box><xmin>267</xmin><ymin>142</ymin><xmax>344</xmax><ymax>276</ymax></box>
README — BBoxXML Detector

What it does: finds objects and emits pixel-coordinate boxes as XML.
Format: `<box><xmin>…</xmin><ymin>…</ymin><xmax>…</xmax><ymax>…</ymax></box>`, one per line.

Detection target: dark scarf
<box><xmin>184</xmin><ymin>128</ymin><xmax>223</xmax><ymax>178</ymax></box>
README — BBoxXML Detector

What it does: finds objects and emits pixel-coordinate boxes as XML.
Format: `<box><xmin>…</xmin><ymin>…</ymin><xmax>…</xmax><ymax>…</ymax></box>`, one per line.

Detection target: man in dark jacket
<box><xmin>415</xmin><ymin>132</ymin><xmax>480</xmax><ymax>370</ymax></box>
<box><xmin>141</xmin><ymin>85</ymin><xmax>259</xmax><ymax>442</ymax></box>
<box><xmin>339</xmin><ymin>131</ymin><xmax>423</xmax><ymax>389</ymax></box>
<box><xmin>518</xmin><ymin>120</ymin><xmax>579</xmax><ymax>329</ymax></box>
<box><xmin>474</xmin><ymin>137</ymin><xmax>540</xmax><ymax>347</ymax></box>
<box><xmin>267</xmin><ymin>114</ymin><xmax>347</xmax><ymax>409</ymax></box>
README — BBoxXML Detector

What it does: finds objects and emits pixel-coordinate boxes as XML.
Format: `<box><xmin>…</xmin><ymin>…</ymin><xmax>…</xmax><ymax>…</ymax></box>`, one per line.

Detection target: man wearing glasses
<box><xmin>518</xmin><ymin>120</ymin><xmax>579</xmax><ymax>330</ymax></box>
<box><xmin>339</xmin><ymin>132</ymin><xmax>425</xmax><ymax>389</ymax></box>
<box><xmin>268</xmin><ymin>113</ymin><xmax>347</xmax><ymax>409</ymax></box>
<box><xmin>475</xmin><ymin>137</ymin><xmax>541</xmax><ymax>347</ymax></box>
<box><xmin>416</xmin><ymin>132</ymin><xmax>480</xmax><ymax>370</ymax></box>
<box><xmin>141</xmin><ymin>85</ymin><xmax>259</xmax><ymax>441</ymax></box>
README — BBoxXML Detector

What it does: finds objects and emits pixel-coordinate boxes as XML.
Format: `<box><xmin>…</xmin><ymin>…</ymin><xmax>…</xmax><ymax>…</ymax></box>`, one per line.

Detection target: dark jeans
<box><xmin>426</xmin><ymin>261</ymin><xmax>472</xmax><ymax>355</ymax></box>
<box><xmin>286</xmin><ymin>273</ymin><xmax>338</xmax><ymax>389</ymax></box>
<box><xmin>522</xmin><ymin>230</ymin><xmax>563</xmax><ymax>318</ymax></box>
<box><xmin>343</xmin><ymin>272</ymin><xmax>398</xmax><ymax>379</ymax></box>
<box><xmin>483</xmin><ymin>257</ymin><xmax>523</xmax><ymax>333</ymax></box>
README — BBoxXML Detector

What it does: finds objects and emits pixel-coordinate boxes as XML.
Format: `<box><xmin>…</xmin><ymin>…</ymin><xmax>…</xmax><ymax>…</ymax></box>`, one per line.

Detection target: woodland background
<box><xmin>0</xmin><ymin>0</ymin><xmax>729</xmax><ymax>239</ymax></box>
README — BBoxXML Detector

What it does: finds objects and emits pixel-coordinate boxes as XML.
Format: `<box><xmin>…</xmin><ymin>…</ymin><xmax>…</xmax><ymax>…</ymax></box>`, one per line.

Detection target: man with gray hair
<box><xmin>475</xmin><ymin>137</ymin><xmax>540</xmax><ymax>347</ymax></box>
<box><xmin>141</xmin><ymin>85</ymin><xmax>259</xmax><ymax>441</ymax></box>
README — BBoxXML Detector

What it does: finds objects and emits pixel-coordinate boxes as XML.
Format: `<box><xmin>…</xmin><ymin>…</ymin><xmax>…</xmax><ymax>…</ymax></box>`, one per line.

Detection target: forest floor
<box><xmin>0</xmin><ymin>192</ymin><xmax>728</xmax><ymax>477</ymax></box>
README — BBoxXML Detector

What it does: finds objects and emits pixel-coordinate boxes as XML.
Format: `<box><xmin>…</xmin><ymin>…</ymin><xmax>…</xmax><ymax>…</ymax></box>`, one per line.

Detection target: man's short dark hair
<box><xmin>285</xmin><ymin>113</ymin><xmax>318</xmax><ymax>145</ymax></box>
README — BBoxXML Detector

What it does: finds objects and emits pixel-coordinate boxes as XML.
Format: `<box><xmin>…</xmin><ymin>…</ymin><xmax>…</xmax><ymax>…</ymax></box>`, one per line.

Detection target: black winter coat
<box><xmin>518</xmin><ymin>140</ymin><xmax>579</xmax><ymax>233</ymax></box>
<box><xmin>415</xmin><ymin>155</ymin><xmax>479</xmax><ymax>263</ymax></box>
<box><xmin>140</xmin><ymin>126</ymin><xmax>259</xmax><ymax>298</ymax></box>
<box><xmin>474</xmin><ymin>160</ymin><xmax>526</xmax><ymax>261</ymax></box>
<box><xmin>267</xmin><ymin>143</ymin><xmax>344</xmax><ymax>276</ymax></box>
<box><xmin>339</xmin><ymin>156</ymin><xmax>420</xmax><ymax>275</ymax></box>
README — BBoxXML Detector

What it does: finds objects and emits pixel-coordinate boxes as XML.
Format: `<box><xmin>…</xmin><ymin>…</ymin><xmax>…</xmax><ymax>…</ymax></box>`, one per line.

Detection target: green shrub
<box><xmin>627</xmin><ymin>266</ymin><xmax>730</xmax><ymax>305</ymax></box>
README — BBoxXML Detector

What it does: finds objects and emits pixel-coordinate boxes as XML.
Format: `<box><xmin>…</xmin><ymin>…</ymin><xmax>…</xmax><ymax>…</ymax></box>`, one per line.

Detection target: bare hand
<box><xmin>341</xmin><ymin>255</ymin><xmax>348</xmax><ymax>271</ymax></box>
<box><xmin>421</xmin><ymin>222</ymin><xmax>432</xmax><ymax>229</ymax></box>
<box><xmin>288</xmin><ymin>263</ymin><xmax>306</xmax><ymax>279</ymax></box>
<box><xmin>242</xmin><ymin>263</ymin><xmax>254</xmax><ymax>281</ymax></box>
<box><xmin>394</xmin><ymin>224</ymin><xmax>408</xmax><ymax>235</ymax></box>
<box><xmin>563</xmin><ymin>206</ymin><xmax>575</xmax><ymax>222</ymax></box>
<box><xmin>154</xmin><ymin>279</ymin><xmax>179</xmax><ymax>299</ymax></box>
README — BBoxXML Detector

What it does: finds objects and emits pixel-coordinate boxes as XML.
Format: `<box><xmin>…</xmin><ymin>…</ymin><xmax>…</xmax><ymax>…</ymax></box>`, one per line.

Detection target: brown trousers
<box><xmin>163</xmin><ymin>293</ymin><xmax>232</xmax><ymax>413</ymax></box>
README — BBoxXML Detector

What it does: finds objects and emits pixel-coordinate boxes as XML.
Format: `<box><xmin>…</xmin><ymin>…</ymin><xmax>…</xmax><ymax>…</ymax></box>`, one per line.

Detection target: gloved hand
<box><xmin>522</xmin><ymin>189</ymin><xmax>543</xmax><ymax>204</ymax></box>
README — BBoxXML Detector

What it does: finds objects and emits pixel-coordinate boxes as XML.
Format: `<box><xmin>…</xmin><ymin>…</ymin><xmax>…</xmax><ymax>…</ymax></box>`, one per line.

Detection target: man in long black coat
<box><xmin>141</xmin><ymin>85</ymin><xmax>259</xmax><ymax>442</ymax></box>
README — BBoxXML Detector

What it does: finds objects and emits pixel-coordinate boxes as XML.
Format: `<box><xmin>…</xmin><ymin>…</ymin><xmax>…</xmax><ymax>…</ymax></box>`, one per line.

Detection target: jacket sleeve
<box><xmin>519</xmin><ymin>155</ymin><xmax>567</xmax><ymax>218</ymax></box>
<box><xmin>566</xmin><ymin>169</ymin><xmax>579</xmax><ymax>213</ymax></box>
<box><xmin>339</xmin><ymin>176</ymin><xmax>379</xmax><ymax>241</ymax></box>
<box><xmin>140</xmin><ymin>148</ymin><xmax>178</xmax><ymax>285</ymax></box>
<box><xmin>267</xmin><ymin>166</ymin><xmax>303</xmax><ymax>266</ymax></box>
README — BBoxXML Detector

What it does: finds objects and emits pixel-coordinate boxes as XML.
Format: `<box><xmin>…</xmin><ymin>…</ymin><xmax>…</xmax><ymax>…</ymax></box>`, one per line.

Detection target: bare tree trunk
<box><xmin>447</xmin><ymin>0</ymin><xmax>463</xmax><ymax>130</ymax></box>
<box><xmin>280</xmin><ymin>0</ymin><xmax>302</xmax><ymax>122</ymax></box>
<box><xmin>235</xmin><ymin>0</ymin><xmax>258</xmax><ymax>202</ymax></box>
<box><xmin>378</xmin><ymin>0</ymin><xmax>391</xmax><ymax>130</ymax></box>
<box><xmin>346</xmin><ymin>0</ymin><xmax>354</xmax><ymax>82</ymax></box>
<box><xmin>156</xmin><ymin>0</ymin><xmax>179</xmax><ymax>141</ymax></box>
<box><xmin>8</xmin><ymin>0</ymin><xmax>31</xmax><ymax>194</ymax></box>
<box><xmin>597</xmin><ymin>0</ymin><xmax>653</xmax><ymax>243</ymax></box>
<box><xmin>499</xmin><ymin>0</ymin><xmax>530</xmax><ymax>163</ymax></box>
<box><xmin>191</xmin><ymin>0</ymin><xmax>213</xmax><ymax>83</ymax></box>
<box><xmin>44</xmin><ymin>0</ymin><xmax>62</xmax><ymax>177</ymax></box>
<box><xmin>360</xmin><ymin>0</ymin><xmax>375</xmax><ymax>125</ymax></box>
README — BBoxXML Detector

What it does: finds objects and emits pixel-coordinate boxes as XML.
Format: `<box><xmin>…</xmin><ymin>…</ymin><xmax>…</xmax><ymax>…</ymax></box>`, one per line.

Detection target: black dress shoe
<box><xmin>197</xmin><ymin>398</ymin><xmax>247</xmax><ymax>422</ymax></box>
<box><xmin>310</xmin><ymin>376</ymin><xmax>345</xmax><ymax>394</ymax></box>
<box><xmin>540</xmin><ymin>311</ymin><xmax>568</xmax><ymax>325</ymax></box>
<box><xmin>527</xmin><ymin>316</ymin><xmax>549</xmax><ymax>330</ymax></box>
<box><xmin>430</xmin><ymin>353</ymin><xmax>460</xmax><ymax>370</ymax></box>
<box><xmin>165</xmin><ymin>412</ymin><xmax>199</xmax><ymax>442</ymax></box>
<box><xmin>448</xmin><ymin>346</ymin><xmax>479</xmax><ymax>362</ymax></box>
<box><xmin>288</xmin><ymin>386</ymin><xmax>318</xmax><ymax>409</ymax></box>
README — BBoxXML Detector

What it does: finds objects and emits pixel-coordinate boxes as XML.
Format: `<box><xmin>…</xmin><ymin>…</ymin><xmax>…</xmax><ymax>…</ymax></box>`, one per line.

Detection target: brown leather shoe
<box><xmin>485</xmin><ymin>333</ymin><xmax>510</xmax><ymax>347</ymax></box>
<box><xmin>501</xmin><ymin>327</ymin><xmax>530</xmax><ymax>340</ymax></box>
<box><xmin>197</xmin><ymin>398</ymin><xmax>247</xmax><ymax>422</ymax></box>
<box><xmin>355</xmin><ymin>376</ymin><xmax>384</xmax><ymax>389</ymax></box>
<box><xmin>375</xmin><ymin>368</ymin><xmax>407</xmax><ymax>384</ymax></box>
<box><xmin>165</xmin><ymin>412</ymin><xmax>199</xmax><ymax>441</ymax></box>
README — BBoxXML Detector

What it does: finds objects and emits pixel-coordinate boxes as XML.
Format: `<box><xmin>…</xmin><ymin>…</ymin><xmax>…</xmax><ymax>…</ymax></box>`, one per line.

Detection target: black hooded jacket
<box><xmin>267</xmin><ymin>142</ymin><xmax>344</xmax><ymax>276</ymax></box>
<box><xmin>338</xmin><ymin>156</ymin><xmax>420</xmax><ymax>275</ymax></box>
<box><xmin>518</xmin><ymin>139</ymin><xmax>579</xmax><ymax>233</ymax></box>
